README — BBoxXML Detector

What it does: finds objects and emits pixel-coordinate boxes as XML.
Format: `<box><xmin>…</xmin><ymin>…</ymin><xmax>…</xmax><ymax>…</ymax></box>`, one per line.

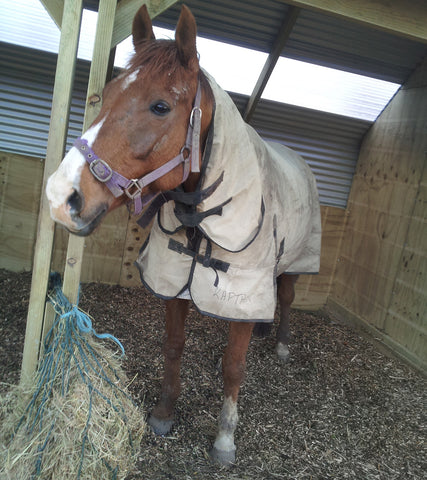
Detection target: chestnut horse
<box><xmin>46</xmin><ymin>4</ymin><xmax>320</xmax><ymax>465</ymax></box>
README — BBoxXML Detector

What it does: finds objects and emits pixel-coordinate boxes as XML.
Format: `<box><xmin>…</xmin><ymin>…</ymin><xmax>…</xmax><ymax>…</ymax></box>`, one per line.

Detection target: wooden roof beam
<box><xmin>244</xmin><ymin>6</ymin><xmax>300</xmax><ymax>123</ymax></box>
<box><xmin>111</xmin><ymin>0</ymin><xmax>179</xmax><ymax>47</ymax></box>
<box><xmin>280</xmin><ymin>0</ymin><xmax>427</xmax><ymax>43</ymax></box>
<box><xmin>39</xmin><ymin>0</ymin><xmax>63</xmax><ymax>29</ymax></box>
<box><xmin>39</xmin><ymin>0</ymin><xmax>179</xmax><ymax>47</ymax></box>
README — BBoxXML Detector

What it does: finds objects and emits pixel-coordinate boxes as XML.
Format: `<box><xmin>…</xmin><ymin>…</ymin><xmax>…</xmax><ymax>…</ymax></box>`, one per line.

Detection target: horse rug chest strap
<box><xmin>168</xmin><ymin>238</ymin><xmax>229</xmax><ymax>287</ymax></box>
<box><xmin>137</xmin><ymin>171</ymin><xmax>227</xmax><ymax>229</ymax></box>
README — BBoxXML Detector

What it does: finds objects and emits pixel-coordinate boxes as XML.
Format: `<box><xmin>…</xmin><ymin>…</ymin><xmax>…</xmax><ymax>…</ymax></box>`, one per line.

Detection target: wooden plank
<box><xmin>333</xmin><ymin>258</ymin><xmax>400</xmax><ymax>328</ymax></box>
<box><xmin>119</xmin><ymin>214</ymin><xmax>152</xmax><ymax>287</ymax></box>
<box><xmin>111</xmin><ymin>0</ymin><xmax>179</xmax><ymax>47</ymax></box>
<box><xmin>61</xmin><ymin>0</ymin><xmax>118</xmax><ymax>306</ymax></box>
<box><xmin>326</xmin><ymin>298</ymin><xmax>427</xmax><ymax>374</ymax></box>
<box><xmin>21</xmin><ymin>0</ymin><xmax>84</xmax><ymax>384</ymax></box>
<box><xmin>79</xmin><ymin>208</ymin><xmax>130</xmax><ymax>284</ymax></box>
<box><xmin>244</xmin><ymin>7</ymin><xmax>300</xmax><ymax>122</ymax></box>
<box><xmin>51</xmin><ymin>208</ymin><xmax>129</xmax><ymax>284</ymax></box>
<box><xmin>334</xmin><ymin>187</ymin><xmax>417</xmax><ymax>327</ymax></box>
<box><xmin>385</xmin><ymin>309</ymin><xmax>426</xmax><ymax>365</ymax></box>
<box><xmin>333</xmin><ymin>55</ymin><xmax>427</xmax><ymax>325</ymax></box>
<box><xmin>0</xmin><ymin>153</ymin><xmax>43</xmax><ymax>226</ymax></box>
<box><xmin>294</xmin><ymin>206</ymin><xmax>346</xmax><ymax>309</ymax></box>
<box><xmin>384</xmin><ymin>161</ymin><xmax>427</xmax><ymax>364</ymax></box>
<box><xmin>280</xmin><ymin>0</ymin><xmax>427</xmax><ymax>42</ymax></box>
<box><xmin>39</xmin><ymin>0</ymin><xmax>64</xmax><ymax>29</ymax></box>
<box><xmin>0</xmin><ymin>153</ymin><xmax>43</xmax><ymax>271</ymax></box>
<box><xmin>331</xmin><ymin>57</ymin><xmax>427</xmax><ymax>365</ymax></box>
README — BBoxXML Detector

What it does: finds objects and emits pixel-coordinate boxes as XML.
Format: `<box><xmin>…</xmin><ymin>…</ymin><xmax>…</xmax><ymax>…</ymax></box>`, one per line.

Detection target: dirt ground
<box><xmin>0</xmin><ymin>269</ymin><xmax>425</xmax><ymax>479</ymax></box>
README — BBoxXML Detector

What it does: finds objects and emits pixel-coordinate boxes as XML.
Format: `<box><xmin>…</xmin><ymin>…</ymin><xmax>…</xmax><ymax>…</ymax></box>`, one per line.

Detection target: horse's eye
<box><xmin>150</xmin><ymin>101</ymin><xmax>170</xmax><ymax>116</ymax></box>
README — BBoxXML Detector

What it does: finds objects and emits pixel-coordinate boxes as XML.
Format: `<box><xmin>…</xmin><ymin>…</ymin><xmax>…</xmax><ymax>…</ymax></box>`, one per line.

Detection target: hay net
<box><xmin>0</xmin><ymin>273</ymin><xmax>144</xmax><ymax>480</ymax></box>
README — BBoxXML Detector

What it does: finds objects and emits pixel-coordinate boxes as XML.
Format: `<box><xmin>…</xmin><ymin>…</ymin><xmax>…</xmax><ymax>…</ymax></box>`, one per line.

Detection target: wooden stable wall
<box><xmin>1</xmin><ymin>60</ymin><xmax>425</xmax><ymax>373</ymax></box>
<box><xmin>1</xmin><ymin>152</ymin><xmax>341</xmax><ymax>310</ymax></box>
<box><xmin>328</xmin><ymin>57</ymin><xmax>427</xmax><ymax>372</ymax></box>
<box><xmin>0</xmin><ymin>152</ymin><xmax>44</xmax><ymax>271</ymax></box>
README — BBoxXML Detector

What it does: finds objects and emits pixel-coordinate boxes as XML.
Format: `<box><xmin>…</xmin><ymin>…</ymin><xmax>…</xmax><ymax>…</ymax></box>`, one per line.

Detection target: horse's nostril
<box><xmin>67</xmin><ymin>189</ymin><xmax>83</xmax><ymax>214</ymax></box>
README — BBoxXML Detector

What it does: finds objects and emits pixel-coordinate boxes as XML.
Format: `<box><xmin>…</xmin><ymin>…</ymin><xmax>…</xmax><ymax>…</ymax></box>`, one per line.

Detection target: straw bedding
<box><xmin>0</xmin><ymin>269</ymin><xmax>425</xmax><ymax>480</ymax></box>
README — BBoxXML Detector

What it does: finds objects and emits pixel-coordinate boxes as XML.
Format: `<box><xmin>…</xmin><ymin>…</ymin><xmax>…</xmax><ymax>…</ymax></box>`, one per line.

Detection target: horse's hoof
<box><xmin>148</xmin><ymin>415</ymin><xmax>174</xmax><ymax>435</ymax></box>
<box><xmin>276</xmin><ymin>342</ymin><xmax>290</xmax><ymax>363</ymax></box>
<box><xmin>209</xmin><ymin>446</ymin><xmax>236</xmax><ymax>467</ymax></box>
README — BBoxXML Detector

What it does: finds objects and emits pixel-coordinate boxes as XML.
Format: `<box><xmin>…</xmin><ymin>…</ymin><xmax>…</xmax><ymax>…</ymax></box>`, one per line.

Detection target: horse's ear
<box><xmin>175</xmin><ymin>5</ymin><xmax>198</xmax><ymax>70</ymax></box>
<box><xmin>132</xmin><ymin>4</ymin><xmax>155</xmax><ymax>49</ymax></box>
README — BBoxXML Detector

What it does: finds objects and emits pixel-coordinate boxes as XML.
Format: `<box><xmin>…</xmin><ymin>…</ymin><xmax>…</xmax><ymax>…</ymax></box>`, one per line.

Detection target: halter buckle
<box><xmin>190</xmin><ymin>107</ymin><xmax>202</xmax><ymax>128</ymax></box>
<box><xmin>89</xmin><ymin>158</ymin><xmax>113</xmax><ymax>183</ymax></box>
<box><xmin>125</xmin><ymin>179</ymin><xmax>143</xmax><ymax>199</ymax></box>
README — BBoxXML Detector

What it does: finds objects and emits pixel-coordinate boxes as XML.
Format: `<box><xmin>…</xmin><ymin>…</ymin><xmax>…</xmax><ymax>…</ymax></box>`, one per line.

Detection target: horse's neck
<box><xmin>182</xmin><ymin>72</ymin><xmax>214</xmax><ymax>193</ymax></box>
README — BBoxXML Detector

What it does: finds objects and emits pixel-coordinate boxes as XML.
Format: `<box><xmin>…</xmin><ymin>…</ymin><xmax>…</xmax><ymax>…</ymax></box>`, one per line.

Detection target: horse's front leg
<box><xmin>210</xmin><ymin>321</ymin><xmax>254</xmax><ymax>466</ymax></box>
<box><xmin>148</xmin><ymin>298</ymin><xmax>189</xmax><ymax>435</ymax></box>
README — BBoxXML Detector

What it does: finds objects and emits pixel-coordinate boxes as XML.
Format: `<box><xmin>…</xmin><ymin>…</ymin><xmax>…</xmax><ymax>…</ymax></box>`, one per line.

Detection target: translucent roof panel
<box><xmin>1</xmin><ymin>0</ymin><xmax>400</xmax><ymax>122</ymax></box>
<box><xmin>119</xmin><ymin>27</ymin><xmax>400</xmax><ymax>122</ymax></box>
<box><xmin>262</xmin><ymin>57</ymin><xmax>400</xmax><ymax>121</ymax></box>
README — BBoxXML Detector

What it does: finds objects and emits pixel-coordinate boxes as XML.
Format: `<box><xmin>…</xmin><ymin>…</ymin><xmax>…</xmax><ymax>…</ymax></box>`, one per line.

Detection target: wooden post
<box><xmin>21</xmin><ymin>0</ymin><xmax>83</xmax><ymax>384</ymax></box>
<box><xmin>61</xmin><ymin>0</ymin><xmax>118</xmax><ymax>305</ymax></box>
<box><xmin>61</xmin><ymin>0</ymin><xmax>179</xmax><ymax>304</ymax></box>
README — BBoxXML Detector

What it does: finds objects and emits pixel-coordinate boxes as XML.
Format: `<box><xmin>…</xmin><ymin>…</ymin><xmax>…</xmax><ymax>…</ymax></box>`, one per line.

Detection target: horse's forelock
<box><xmin>128</xmin><ymin>39</ymin><xmax>195</xmax><ymax>80</ymax></box>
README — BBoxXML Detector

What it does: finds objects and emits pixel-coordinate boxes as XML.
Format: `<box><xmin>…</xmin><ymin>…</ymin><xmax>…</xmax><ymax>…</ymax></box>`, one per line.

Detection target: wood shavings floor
<box><xmin>1</xmin><ymin>269</ymin><xmax>425</xmax><ymax>479</ymax></box>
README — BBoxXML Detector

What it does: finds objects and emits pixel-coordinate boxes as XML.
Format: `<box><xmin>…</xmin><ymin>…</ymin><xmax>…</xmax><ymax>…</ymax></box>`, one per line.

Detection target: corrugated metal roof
<box><xmin>0</xmin><ymin>43</ymin><xmax>370</xmax><ymax>208</ymax></box>
<box><xmin>231</xmin><ymin>93</ymin><xmax>371</xmax><ymax>206</ymax></box>
<box><xmin>0</xmin><ymin>42</ymin><xmax>88</xmax><ymax>157</ymax></box>
<box><xmin>153</xmin><ymin>0</ymin><xmax>427</xmax><ymax>84</ymax></box>
<box><xmin>0</xmin><ymin>1</ymin><xmax>96</xmax><ymax>62</ymax></box>
<box><xmin>1</xmin><ymin>0</ymin><xmax>400</xmax><ymax>122</ymax></box>
<box><xmin>285</xmin><ymin>8</ymin><xmax>427</xmax><ymax>83</ymax></box>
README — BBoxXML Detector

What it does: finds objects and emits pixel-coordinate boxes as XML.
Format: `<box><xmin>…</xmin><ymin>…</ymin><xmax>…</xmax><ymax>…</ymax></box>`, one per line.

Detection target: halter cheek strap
<box><xmin>74</xmin><ymin>80</ymin><xmax>202</xmax><ymax>215</ymax></box>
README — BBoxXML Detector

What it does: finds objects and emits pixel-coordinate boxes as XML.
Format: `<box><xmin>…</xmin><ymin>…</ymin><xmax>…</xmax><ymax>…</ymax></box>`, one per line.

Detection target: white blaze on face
<box><xmin>121</xmin><ymin>68</ymin><xmax>141</xmax><ymax>91</ymax></box>
<box><xmin>46</xmin><ymin>118</ymin><xmax>106</xmax><ymax>211</ymax></box>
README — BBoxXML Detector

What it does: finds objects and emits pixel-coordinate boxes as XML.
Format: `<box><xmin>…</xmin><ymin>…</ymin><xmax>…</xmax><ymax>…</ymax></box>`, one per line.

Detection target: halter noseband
<box><xmin>74</xmin><ymin>81</ymin><xmax>202</xmax><ymax>215</ymax></box>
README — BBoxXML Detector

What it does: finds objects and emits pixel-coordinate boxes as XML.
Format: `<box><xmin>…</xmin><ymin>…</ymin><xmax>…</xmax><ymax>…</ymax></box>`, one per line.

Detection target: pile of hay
<box><xmin>0</xmin><ymin>279</ymin><xmax>145</xmax><ymax>479</ymax></box>
<box><xmin>0</xmin><ymin>337</ymin><xmax>144</xmax><ymax>479</ymax></box>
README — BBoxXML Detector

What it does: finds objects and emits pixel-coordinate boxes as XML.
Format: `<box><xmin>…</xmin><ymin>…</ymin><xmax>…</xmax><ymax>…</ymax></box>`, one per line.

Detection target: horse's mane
<box><xmin>128</xmin><ymin>39</ymin><xmax>187</xmax><ymax>78</ymax></box>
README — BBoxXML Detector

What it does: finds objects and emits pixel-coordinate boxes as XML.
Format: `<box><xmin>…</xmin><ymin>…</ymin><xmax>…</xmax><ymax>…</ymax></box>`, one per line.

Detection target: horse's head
<box><xmin>47</xmin><ymin>4</ymin><xmax>211</xmax><ymax>235</ymax></box>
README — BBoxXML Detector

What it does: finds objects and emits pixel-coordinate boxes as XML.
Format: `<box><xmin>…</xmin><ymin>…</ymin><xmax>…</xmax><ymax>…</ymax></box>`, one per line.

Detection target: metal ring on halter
<box><xmin>180</xmin><ymin>145</ymin><xmax>191</xmax><ymax>158</ymax></box>
<box><xmin>190</xmin><ymin>107</ymin><xmax>202</xmax><ymax>128</ymax></box>
<box><xmin>124</xmin><ymin>179</ymin><xmax>143</xmax><ymax>199</ymax></box>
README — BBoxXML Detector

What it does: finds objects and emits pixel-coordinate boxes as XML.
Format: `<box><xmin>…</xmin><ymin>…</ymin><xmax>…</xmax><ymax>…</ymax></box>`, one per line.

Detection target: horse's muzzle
<box><xmin>66</xmin><ymin>206</ymin><xmax>108</xmax><ymax>236</ymax></box>
<box><xmin>67</xmin><ymin>189</ymin><xmax>84</xmax><ymax>216</ymax></box>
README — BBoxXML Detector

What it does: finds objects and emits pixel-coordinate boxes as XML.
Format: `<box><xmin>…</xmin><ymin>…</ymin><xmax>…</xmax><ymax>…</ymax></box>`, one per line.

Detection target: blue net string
<box><xmin>48</xmin><ymin>272</ymin><xmax>125</xmax><ymax>356</ymax></box>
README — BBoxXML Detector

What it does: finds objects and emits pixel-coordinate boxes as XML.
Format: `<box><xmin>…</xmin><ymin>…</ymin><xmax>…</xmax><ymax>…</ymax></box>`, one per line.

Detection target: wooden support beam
<box><xmin>61</xmin><ymin>0</ymin><xmax>118</xmax><ymax>307</ymax></box>
<box><xmin>39</xmin><ymin>0</ymin><xmax>64</xmax><ymax>29</ymax></box>
<box><xmin>21</xmin><ymin>0</ymin><xmax>84</xmax><ymax>384</ymax></box>
<box><xmin>280</xmin><ymin>0</ymin><xmax>427</xmax><ymax>43</ymax></box>
<box><xmin>111</xmin><ymin>0</ymin><xmax>179</xmax><ymax>47</ymax></box>
<box><xmin>244</xmin><ymin>7</ymin><xmax>300</xmax><ymax>123</ymax></box>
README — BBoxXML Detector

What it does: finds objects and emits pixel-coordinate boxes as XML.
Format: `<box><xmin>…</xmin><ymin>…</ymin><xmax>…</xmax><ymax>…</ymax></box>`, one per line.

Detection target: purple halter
<box><xmin>74</xmin><ymin>81</ymin><xmax>202</xmax><ymax>215</ymax></box>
